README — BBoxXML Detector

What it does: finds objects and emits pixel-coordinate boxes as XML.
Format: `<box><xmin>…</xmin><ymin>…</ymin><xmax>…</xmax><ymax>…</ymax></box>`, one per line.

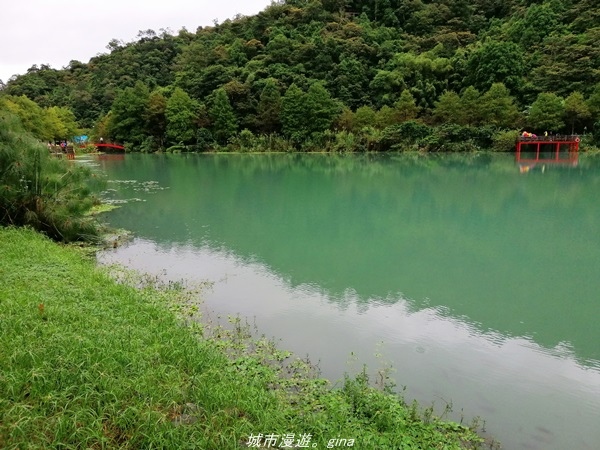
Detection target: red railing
<box><xmin>518</xmin><ymin>135</ymin><xmax>581</xmax><ymax>142</ymax></box>
<box><xmin>95</xmin><ymin>143</ymin><xmax>125</xmax><ymax>150</ymax></box>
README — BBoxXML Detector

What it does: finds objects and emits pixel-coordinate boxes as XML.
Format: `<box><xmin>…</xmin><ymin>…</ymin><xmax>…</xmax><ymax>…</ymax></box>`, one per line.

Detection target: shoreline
<box><xmin>0</xmin><ymin>226</ymin><xmax>489</xmax><ymax>449</ymax></box>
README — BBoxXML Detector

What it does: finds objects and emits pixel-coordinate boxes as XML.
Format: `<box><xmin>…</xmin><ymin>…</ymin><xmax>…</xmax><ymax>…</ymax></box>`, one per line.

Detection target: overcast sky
<box><xmin>0</xmin><ymin>0</ymin><xmax>273</xmax><ymax>83</ymax></box>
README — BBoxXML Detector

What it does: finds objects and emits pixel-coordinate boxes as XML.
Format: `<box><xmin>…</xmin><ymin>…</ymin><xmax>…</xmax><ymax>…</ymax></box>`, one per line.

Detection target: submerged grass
<box><xmin>0</xmin><ymin>227</ymin><xmax>488</xmax><ymax>449</ymax></box>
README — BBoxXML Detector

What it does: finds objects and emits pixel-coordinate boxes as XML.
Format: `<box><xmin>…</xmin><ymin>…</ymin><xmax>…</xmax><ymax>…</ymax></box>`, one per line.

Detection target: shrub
<box><xmin>0</xmin><ymin>111</ymin><xmax>103</xmax><ymax>242</ymax></box>
<box><xmin>381</xmin><ymin>121</ymin><xmax>432</xmax><ymax>150</ymax></box>
<box><xmin>492</xmin><ymin>130</ymin><xmax>520</xmax><ymax>152</ymax></box>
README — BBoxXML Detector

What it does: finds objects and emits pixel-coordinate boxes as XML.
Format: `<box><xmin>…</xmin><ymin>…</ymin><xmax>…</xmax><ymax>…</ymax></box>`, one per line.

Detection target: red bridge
<box><xmin>95</xmin><ymin>143</ymin><xmax>125</xmax><ymax>151</ymax></box>
<box><xmin>516</xmin><ymin>135</ymin><xmax>580</xmax><ymax>170</ymax></box>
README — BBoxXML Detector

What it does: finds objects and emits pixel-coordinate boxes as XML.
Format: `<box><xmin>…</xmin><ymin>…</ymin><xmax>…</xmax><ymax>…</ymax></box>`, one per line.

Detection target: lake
<box><xmin>92</xmin><ymin>152</ymin><xmax>600</xmax><ymax>450</ymax></box>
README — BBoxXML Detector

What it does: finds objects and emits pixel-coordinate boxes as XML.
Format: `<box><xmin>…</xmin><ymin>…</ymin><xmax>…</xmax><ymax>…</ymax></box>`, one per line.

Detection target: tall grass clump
<box><xmin>0</xmin><ymin>110</ymin><xmax>103</xmax><ymax>242</ymax></box>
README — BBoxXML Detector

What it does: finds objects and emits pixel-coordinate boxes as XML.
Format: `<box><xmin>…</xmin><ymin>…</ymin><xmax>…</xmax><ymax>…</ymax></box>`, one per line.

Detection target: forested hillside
<box><xmin>2</xmin><ymin>0</ymin><xmax>599</xmax><ymax>152</ymax></box>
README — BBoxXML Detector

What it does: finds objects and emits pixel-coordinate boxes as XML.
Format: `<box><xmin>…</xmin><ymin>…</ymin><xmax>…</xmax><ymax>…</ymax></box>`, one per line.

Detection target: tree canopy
<box><xmin>2</xmin><ymin>0</ymin><xmax>599</xmax><ymax>151</ymax></box>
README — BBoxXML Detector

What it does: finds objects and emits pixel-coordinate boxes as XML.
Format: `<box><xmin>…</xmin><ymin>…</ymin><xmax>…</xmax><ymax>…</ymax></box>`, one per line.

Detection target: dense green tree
<box><xmin>166</xmin><ymin>88</ymin><xmax>199</xmax><ymax>146</ymax></box>
<box><xmin>43</xmin><ymin>107</ymin><xmax>69</xmax><ymax>141</ymax></box>
<box><xmin>478</xmin><ymin>83</ymin><xmax>520</xmax><ymax>128</ymax></box>
<box><xmin>2</xmin><ymin>65</ymin><xmax>64</xmax><ymax>107</ymax></box>
<box><xmin>459</xmin><ymin>86</ymin><xmax>481</xmax><ymax>126</ymax></box>
<box><xmin>564</xmin><ymin>91</ymin><xmax>591</xmax><ymax>134</ymax></box>
<box><xmin>195</xmin><ymin>128</ymin><xmax>215</xmax><ymax>151</ymax></box>
<box><xmin>228</xmin><ymin>39</ymin><xmax>249</xmax><ymax>66</ymax></box>
<box><xmin>465</xmin><ymin>40</ymin><xmax>524</xmax><ymax>95</ymax></box>
<box><xmin>508</xmin><ymin>2</ymin><xmax>562</xmax><ymax>48</ymax></box>
<box><xmin>44</xmin><ymin>106</ymin><xmax>80</xmax><ymax>141</ymax></box>
<box><xmin>375</xmin><ymin>105</ymin><xmax>397</xmax><ymax>129</ymax></box>
<box><xmin>369</xmin><ymin>70</ymin><xmax>406</xmax><ymax>107</ymax></box>
<box><xmin>222</xmin><ymin>80</ymin><xmax>255</xmax><ymax>130</ymax></box>
<box><xmin>433</xmin><ymin>86</ymin><xmax>486</xmax><ymax>126</ymax></box>
<box><xmin>587</xmin><ymin>84</ymin><xmax>600</xmax><ymax>122</ymax></box>
<box><xmin>381</xmin><ymin>120</ymin><xmax>433</xmax><ymax>149</ymax></box>
<box><xmin>2</xmin><ymin>0</ymin><xmax>598</xmax><ymax>152</ymax></box>
<box><xmin>530</xmin><ymin>29</ymin><xmax>600</xmax><ymax>98</ymax></box>
<box><xmin>336</xmin><ymin>107</ymin><xmax>355</xmax><ymax>131</ymax></box>
<box><xmin>281</xmin><ymin>83</ymin><xmax>308</xmax><ymax>140</ymax></box>
<box><xmin>281</xmin><ymin>82</ymin><xmax>339</xmax><ymax>142</ymax></box>
<box><xmin>0</xmin><ymin>96</ymin><xmax>80</xmax><ymax>142</ymax></box>
<box><xmin>145</xmin><ymin>90</ymin><xmax>168</xmax><ymax>148</ymax></box>
<box><xmin>393</xmin><ymin>90</ymin><xmax>420</xmax><ymax>122</ymax></box>
<box><xmin>568</xmin><ymin>0</ymin><xmax>600</xmax><ymax>33</ymax></box>
<box><xmin>304</xmin><ymin>82</ymin><xmax>341</xmax><ymax>135</ymax></box>
<box><xmin>353</xmin><ymin>106</ymin><xmax>378</xmax><ymax>130</ymax></box>
<box><xmin>108</xmin><ymin>81</ymin><xmax>151</xmax><ymax>145</ymax></box>
<box><xmin>266</xmin><ymin>33</ymin><xmax>294</xmax><ymax>65</ymax></box>
<box><xmin>330</xmin><ymin>55</ymin><xmax>370</xmax><ymax>109</ymax></box>
<box><xmin>433</xmin><ymin>91</ymin><xmax>463</xmax><ymax>125</ymax></box>
<box><xmin>377</xmin><ymin>50</ymin><xmax>452</xmax><ymax>109</ymax></box>
<box><xmin>528</xmin><ymin>92</ymin><xmax>565</xmax><ymax>132</ymax></box>
<box><xmin>209</xmin><ymin>88</ymin><xmax>238</xmax><ymax>144</ymax></box>
<box><xmin>0</xmin><ymin>95</ymin><xmax>47</xmax><ymax>139</ymax></box>
<box><xmin>256</xmin><ymin>79</ymin><xmax>282</xmax><ymax>134</ymax></box>
<box><xmin>93</xmin><ymin>112</ymin><xmax>112</xmax><ymax>142</ymax></box>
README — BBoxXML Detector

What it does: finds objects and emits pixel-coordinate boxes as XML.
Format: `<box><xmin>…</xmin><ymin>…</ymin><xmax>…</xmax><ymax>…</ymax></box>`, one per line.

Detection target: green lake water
<box><xmin>92</xmin><ymin>152</ymin><xmax>600</xmax><ymax>450</ymax></box>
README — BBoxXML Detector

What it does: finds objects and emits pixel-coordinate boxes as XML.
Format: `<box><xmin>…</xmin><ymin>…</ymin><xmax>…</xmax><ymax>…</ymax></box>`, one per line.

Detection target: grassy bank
<box><xmin>0</xmin><ymin>227</ymin><xmax>485</xmax><ymax>449</ymax></box>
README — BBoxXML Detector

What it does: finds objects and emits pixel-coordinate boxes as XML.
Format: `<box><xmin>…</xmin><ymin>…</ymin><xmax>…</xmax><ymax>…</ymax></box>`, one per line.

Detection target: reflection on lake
<box><xmin>94</xmin><ymin>153</ymin><xmax>600</xmax><ymax>450</ymax></box>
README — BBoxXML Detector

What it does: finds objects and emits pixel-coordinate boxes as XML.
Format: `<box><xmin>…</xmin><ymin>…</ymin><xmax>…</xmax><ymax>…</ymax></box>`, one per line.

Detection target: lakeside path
<box><xmin>0</xmin><ymin>227</ymin><xmax>485</xmax><ymax>449</ymax></box>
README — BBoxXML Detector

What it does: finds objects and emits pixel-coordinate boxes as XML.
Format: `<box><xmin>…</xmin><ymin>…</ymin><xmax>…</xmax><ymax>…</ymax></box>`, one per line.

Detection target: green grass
<box><xmin>0</xmin><ymin>227</ymin><xmax>487</xmax><ymax>449</ymax></box>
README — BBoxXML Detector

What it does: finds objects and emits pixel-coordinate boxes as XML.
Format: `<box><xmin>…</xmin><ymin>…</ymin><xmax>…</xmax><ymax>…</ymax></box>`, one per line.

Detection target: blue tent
<box><xmin>73</xmin><ymin>135</ymin><xmax>88</xmax><ymax>143</ymax></box>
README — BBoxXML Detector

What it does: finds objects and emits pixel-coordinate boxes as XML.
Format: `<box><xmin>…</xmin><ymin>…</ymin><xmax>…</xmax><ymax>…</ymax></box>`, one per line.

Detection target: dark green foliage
<box><xmin>209</xmin><ymin>89</ymin><xmax>238</xmax><ymax>144</ymax></box>
<box><xmin>353</xmin><ymin>106</ymin><xmax>378</xmax><ymax>130</ymax></box>
<box><xmin>256</xmin><ymin>78</ymin><xmax>283</xmax><ymax>134</ymax></box>
<box><xmin>2</xmin><ymin>65</ymin><xmax>66</xmax><ymax>108</ymax></box>
<box><xmin>381</xmin><ymin>121</ymin><xmax>433</xmax><ymax>150</ymax></box>
<box><xmin>434</xmin><ymin>84</ymin><xmax>519</xmax><ymax>129</ymax></box>
<box><xmin>145</xmin><ymin>90</ymin><xmax>168</xmax><ymax>149</ymax></box>
<box><xmin>433</xmin><ymin>91</ymin><xmax>463</xmax><ymax>125</ymax></box>
<box><xmin>527</xmin><ymin>92</ymin><xmax>565</xmax><ymax>131</ymax></box>
<box><xmin>282</xmin><ymin>83</ymin><xmax>340</xmax><ymax>144</ymax></box>
<box><xmin>330</xmin><ymin>55</ymin><xmax>371</xmax><ymax>110</ymax></box>
<box><xmin>380</xmin><ymin>121</ymin><xmax>495</xmax><ymax>152</ymax></box>
<box><xmin>508</xmin><ymin>2</ymin><xmax>563</xmax><ymax>48</ymax></box>
<box><xmin>305</xmin><ymin>83</ymin><xmax>341</xmax><ymax>135</ymax></box>
<box><xmin>394</xmin><ymin>90</ymin><xmax>420</xmax><ymax>122</ymax></box>
<box><xmin>0</xmin><ymin>111</ymin><xmax>102</xmax><ymax>242</ymax></box>
<box><xmin>529</xmin><ymin>28</ymin><xmax>600</xmax><ymax>98</ymax></box>
<box><xmin>281</xmin><ymin>83</ymin><xmax>309</xmax><ymax>141</ymax></box>
<box><xmin>564</xmin><ymin>91</ymin><xmax>591</xmax><ymax>134</ymax></box>
<box><xmin>593</xmin><ymin>120</ymin><xmax>600</xmax><ymax>146</ymax></box>
<box><xmin>465</xmin><ymin>40</ymin><xmax>524</xmax><ymax>95</ymax></box>
<box><xmin>422</xmin><ymin>124</ymin><xmax>496</xmax><ymax>152</ymax></box>
<box><xmin>165</xmin><ymin>88</ymin><xmax>199</xmax><ymax>146</ymax></box>
<box><xmin>587</xmin><ymin>84</ymin><xmax>600</xmax><ymax>119</ymax></box>
<box><xmin>493</xmin><ymin>129</ymin><xmax>520</xmax><ymax>152</ymax></box>
<box><xmin>478</xmin><ymin>83</ymin><xmax>520</xmax><ymax>128</ymax></box>
<box><xmin>108</xmin><ymin>81</ymin><xmax>151</xmax><ymax>146</ymax></box>
<box><xmin>2</xmin><ymin>0</ymin><xmax>599</xmax><ymax>150</ymax></box>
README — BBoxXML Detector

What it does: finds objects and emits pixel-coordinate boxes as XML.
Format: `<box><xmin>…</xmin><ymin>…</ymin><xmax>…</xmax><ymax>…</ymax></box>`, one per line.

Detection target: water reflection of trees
<box><xmin>102</xmin><ymin>153</ymin><xmax>600</xmax><ymax>363</ymax></box>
